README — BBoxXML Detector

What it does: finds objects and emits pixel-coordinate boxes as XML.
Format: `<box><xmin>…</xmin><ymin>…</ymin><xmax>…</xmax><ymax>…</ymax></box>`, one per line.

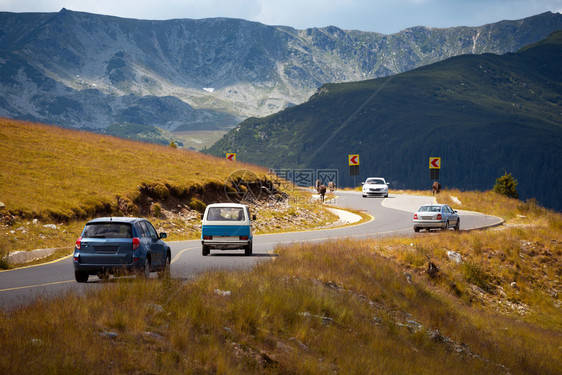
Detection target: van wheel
<box><xmin>245</xmin><ymin>242</ymin><xmax>253</xmax><ymax>256</ymax></box>
<box><xmin>202</xmin><ymin>245</ymin><xmax>210</xmax><ymax>256</ymax></box>
<box><xmin>75</xmin><ymin>270</ymin><xmax>89</xmax><ymax>283</ymax></box>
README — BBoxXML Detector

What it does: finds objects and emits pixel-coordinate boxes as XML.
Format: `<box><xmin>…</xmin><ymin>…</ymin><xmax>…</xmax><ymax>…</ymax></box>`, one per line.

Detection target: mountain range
<box><xmin>1</xmin><ymin>9</ymin><xmax>562</xmax><ymax>134</ymax></box>
<box><xmin>207</xmin><ymin>31</ymin><xmax>562</xmax><ymax>211</ymax></box>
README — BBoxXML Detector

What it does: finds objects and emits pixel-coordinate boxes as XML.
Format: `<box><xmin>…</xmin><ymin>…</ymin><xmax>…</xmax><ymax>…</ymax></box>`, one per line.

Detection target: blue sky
<box><xmin>1</xmin><ymin>0</ymin><xmax>561</xmax><ymax>34</ymax></box>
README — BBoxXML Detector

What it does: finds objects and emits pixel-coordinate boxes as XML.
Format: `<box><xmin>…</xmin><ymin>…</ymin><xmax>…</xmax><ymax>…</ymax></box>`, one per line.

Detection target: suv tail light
<box><xmin>132</xmin><ymin>237</ymin><xmax>140</xmax><ymax>250</ymax></box>
<box><xmin>413</xmin><ymin>214</ymin><xmax>418</xmax><ymax>220</ymax></box>
<box><xmin>203</xmin><ymin>235</ymin><xmax>213</xmax><ymax>240</ymax></box>
<box><xmin>75</xmin><ymin>237</ymin><xmax>82</xmax><ymax>250</ymax></box>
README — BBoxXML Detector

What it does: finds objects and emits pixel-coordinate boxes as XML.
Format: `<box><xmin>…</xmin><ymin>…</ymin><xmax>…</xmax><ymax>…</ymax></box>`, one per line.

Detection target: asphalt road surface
<box><xmin>0</xmin><ymin>192</ymin><xmax>502</xmax><ymax>309</ymax></box>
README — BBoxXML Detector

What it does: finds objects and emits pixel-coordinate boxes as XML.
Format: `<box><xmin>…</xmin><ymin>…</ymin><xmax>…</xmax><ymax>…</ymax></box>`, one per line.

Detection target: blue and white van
<box><xmin>201</xmin><ymin>203</ymin><xmax>255</xmax><ymax>256</ymax></box>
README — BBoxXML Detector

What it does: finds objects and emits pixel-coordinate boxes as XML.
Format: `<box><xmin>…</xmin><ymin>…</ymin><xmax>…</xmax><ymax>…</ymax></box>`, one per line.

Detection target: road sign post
<box><xmin>349</xmin><ymin>154</ymin><xmax>360</xmax><ymax>186</ymax></box>
<box><xmin>429</xmin><ymin>157</ymin><xmax>440</xmax><ymax>180</ymax></box>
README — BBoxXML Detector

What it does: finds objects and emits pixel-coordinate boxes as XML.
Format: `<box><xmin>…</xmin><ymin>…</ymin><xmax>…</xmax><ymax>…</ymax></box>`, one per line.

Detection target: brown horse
<box><xmin>319</xmin><ymin>185</ymin><xmax>327</xmax><ymax>203</ymax></box>
<box><xmin>432</xmin><ymin>181</ymin><xmax>441</xmax><ymax>195</ymax></box>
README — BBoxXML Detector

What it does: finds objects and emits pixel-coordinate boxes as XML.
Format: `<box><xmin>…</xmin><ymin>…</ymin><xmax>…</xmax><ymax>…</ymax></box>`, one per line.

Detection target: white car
<box><xmin>413</xmin><ymin>204</ymin><xmax>460</xmax><ymax>232</ymax></box>
<box><xmin>362</xmin><ymin>177</ymin><xmax>389</xmax><ymax>198</ymax></box>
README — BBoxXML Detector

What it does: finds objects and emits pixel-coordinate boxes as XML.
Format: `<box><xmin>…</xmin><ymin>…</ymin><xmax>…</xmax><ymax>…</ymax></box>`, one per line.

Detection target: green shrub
<box><xmin>461</xmin><ymin>261</ymin><xmax>491</xmax><ymax>291</ymax></box>
<box><xmin>518</xmin><ymin>198</ymin><xmax>542</xmax><ymax>215</ymax></box>
<box><xmin>493</xmin><ymin>172</ymin><xmax>519</xmax><ymax>199</ymax></box>
<box><xmin>144</xmin><ymin>182</ymin><xmax>170</xmax><ymax>200</ymax></box>
<box><xmin>189</xmin><ymin>198</ymin><xmax>206</xmax><ymax>213</ymax></box>
<box><xmin>151</xmin><ymin>203</ymin><xmax>162</xmax><ymax>218</ymax></box>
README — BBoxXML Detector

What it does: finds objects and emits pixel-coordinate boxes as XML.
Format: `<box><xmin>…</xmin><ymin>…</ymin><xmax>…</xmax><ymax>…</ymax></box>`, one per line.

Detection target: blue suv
<box><xmin>73</xmin><ymin>217</ymin><xmax>171</xmax><ymax>282</ymax></box>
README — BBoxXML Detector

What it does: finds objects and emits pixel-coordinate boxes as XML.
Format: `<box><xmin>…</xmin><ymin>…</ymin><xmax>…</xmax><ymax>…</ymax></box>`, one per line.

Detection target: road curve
<box><xmin>0</xmin><ymin>192</ymin><xmax>502</xmax><ymax>309</ymax></box>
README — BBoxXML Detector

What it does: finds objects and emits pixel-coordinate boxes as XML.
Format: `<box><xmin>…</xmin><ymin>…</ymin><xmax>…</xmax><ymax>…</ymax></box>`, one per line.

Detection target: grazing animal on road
<box><xmin>319</xmin><ymin>185</ymin><xmax>327</xmax><ymax>203</ymax></box>
<box><xmin>328</xmin><ymin>181</ymin><xmax>335</xmax><ymax>193</ymax></box>
<box><xmin>432</xmin><ymin>181</ymin><xmax>441</xmax><ymax>195</ymax></box>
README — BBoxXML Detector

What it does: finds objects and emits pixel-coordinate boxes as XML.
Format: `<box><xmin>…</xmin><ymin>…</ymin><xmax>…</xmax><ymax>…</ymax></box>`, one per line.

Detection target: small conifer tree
<box><xmin>493</xmin><ymin>172</ymin><xmax>519</xmax><ymax>199</ymax></box>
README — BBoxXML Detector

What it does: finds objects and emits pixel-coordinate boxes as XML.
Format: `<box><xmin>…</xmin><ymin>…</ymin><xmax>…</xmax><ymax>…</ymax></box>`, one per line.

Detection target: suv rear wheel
<box><xmin>138</xmin><ymin>257</ymin><xmax>151</xmax><ymax>279</ymax></box>
<box><xmin>158</xmin><ymin>255</ymin><xmax>171</xmax><ymax>279</ymax></box>
<box><xmin>75</xmin><ymin>270</ymin><xmax>89</xmax><ymax>283</ymax></box>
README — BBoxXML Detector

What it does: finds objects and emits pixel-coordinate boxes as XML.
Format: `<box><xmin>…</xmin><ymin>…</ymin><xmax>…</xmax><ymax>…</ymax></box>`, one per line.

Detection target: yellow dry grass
<box><xmin>0</xmin><ymin>118</ymin><xmax>269</xmax><ymax>219</ymax></box>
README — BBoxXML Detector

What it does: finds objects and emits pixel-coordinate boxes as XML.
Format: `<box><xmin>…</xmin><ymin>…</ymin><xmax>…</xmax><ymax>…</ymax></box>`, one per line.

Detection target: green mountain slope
<box><xmin>207</xmin><ymin>32</ymin><xmax>562</xmax><ymax>210</ymax></box>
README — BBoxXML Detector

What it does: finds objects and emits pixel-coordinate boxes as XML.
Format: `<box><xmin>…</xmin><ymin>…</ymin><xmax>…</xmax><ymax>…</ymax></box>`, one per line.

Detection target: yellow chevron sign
<box><xmin>429</xmin><ymin>157</ymin><xmax>441</xmax><ymax>169</ymax></box>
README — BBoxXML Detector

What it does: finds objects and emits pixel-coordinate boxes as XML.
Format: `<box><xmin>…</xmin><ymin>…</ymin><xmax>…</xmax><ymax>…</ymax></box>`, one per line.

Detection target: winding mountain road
<box><xmin>0</xmin><ymin>192</ymin><xmax>502</xmax><ymax>309</ymax></box>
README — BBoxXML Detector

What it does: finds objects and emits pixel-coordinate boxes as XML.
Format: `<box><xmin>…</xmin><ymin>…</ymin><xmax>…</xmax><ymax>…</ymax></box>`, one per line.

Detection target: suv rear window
<box><xmin>83</xmin><ymin>223</ymin><xmax>133</xmax><ymax>238</ymax></box>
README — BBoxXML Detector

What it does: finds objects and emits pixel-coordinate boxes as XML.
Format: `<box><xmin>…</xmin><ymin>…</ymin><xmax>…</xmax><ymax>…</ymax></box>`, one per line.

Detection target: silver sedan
<box><xmin>413</xmin><ymin>204</ymin><xmax>460</xmax><ymax>232</ymax></box>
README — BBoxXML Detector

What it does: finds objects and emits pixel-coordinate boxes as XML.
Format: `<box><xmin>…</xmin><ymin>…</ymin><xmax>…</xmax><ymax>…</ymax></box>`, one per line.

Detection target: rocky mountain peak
<box><xmin>0</xmin><ymin>10</ymin><xmax>561</xmax><ymax>131</ymax></box>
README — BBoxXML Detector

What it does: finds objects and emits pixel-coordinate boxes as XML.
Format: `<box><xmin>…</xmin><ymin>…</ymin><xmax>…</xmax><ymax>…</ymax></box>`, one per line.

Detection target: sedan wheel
<box><xmin>454</xmin><ymin>219</ymin><xmax>460</xmax><ymax>231</ymax></box>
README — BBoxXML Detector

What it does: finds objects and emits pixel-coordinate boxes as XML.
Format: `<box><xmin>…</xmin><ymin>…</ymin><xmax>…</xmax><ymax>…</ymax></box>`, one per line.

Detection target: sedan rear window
<box><xmin>419</xmin><ymin>206</ymin><xmax>441</xmax><ymax>213</ymax></box>
<box><xmin>82</xmin><ymin>223</ymin><xmax>133</xmax><ymax>238</ymax></box>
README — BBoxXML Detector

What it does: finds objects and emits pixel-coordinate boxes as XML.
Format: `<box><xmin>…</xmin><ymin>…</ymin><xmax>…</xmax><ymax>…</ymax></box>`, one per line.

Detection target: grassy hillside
<box><xmin>0</xmin><ymin>118</ymin><xmax>270</xmax><ymax>220</ymax></box>
<box><xmin>1</xmin><ymin>191</ymin><xmax>560</xmax><ymax>374</ymax></box>
<box><xmin>207</xmin><ymin>31</ymin><xmax>562</xmax><ymax>211</ymax></box>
